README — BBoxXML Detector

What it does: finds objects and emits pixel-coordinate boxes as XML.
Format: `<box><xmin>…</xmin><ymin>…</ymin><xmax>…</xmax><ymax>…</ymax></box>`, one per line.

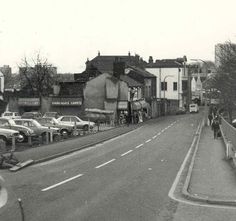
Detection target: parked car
<box><xmin>0</xmin><ymin>117</ymin><xmax>36</xmax><ymax>143</ymax></box>
<box><xmin>189</xmin><ymin>104</ymin><xmax>199</xmax><ymax>113</ymax></box>
<box><xmin>0</xmin><ymin>128</ymin><xmax>23</xmax><ymax>144</ymax></box>
<box><xmin>37</xmin><ymin>117</ymin><xmax>75</xmax><ymax>136</ymax></box>
<box><xmin>21</xmin><ymin>112</ymin><xmax>42</xmax><ymax>119</ymax></box>
<box><xmin>57</xmin><ymin>115</ymin><xmax>95</xmax><ymax>131</ymax></box>
<box><xmin>43</xmin><ymin>112</ymin><xmax>60</xmax><ymax>119</ymax></box>
<box><xmin>175</xmin><ymin>107</ymin><xmax>186</xmax><ymax>115</ymax></box>
<box><xmin>14</xmin><ymin>119</ymin><xmax>60</xmax><ymax>142</ymax></box>
<box><xmin>1</xmin><ymin>112</ymin><xmax>21</xmax><ymax>119</ymax></box>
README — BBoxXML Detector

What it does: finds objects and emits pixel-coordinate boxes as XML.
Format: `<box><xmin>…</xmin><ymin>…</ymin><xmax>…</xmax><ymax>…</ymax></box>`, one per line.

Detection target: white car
<box><xmin>57</xmin><ymin>115</ymin><xmax>95</xmax><ymax>131</ymax></box>
<box><xmin>189</xmin><ymin>104</ymin><xmax>199</xmax><ymax>113</ymax></box>
<box><xmin>2</xmin><ymin>112</ymin><xmax>21</xmax><ymax>119</ymax></box>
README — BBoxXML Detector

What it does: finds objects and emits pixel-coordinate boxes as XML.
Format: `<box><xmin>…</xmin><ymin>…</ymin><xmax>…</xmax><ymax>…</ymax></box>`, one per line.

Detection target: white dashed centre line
<box><xmin>157</xmin><ymin>132</ymin><xmax>161</xmax><ymax>136</ymax></box>
<box><xmin>42</xmin><ymin>173</ymin><xmax>84</xmax><ymax>192</ymax></box>
<box><xmin>121</xmin><ymin>150</ymin><xmax>133</xmax><ymax>156</ymax></box>
<box><xmin>135</xmin><ymin>144</ymin><xmax>144</xmax><ymax>149</ymax></box>
<box><xmin>152</xmin><ymin>135</ymin><xmax>157</xmax><ymax>139</ymax></box>
<box><xmin>145</xmin><ymin>139</ymin><xmax>152</xmax><ymax>143</ymax></box>
<box><xmin>95</xmin><ymin>159</ymin><xmax>116</xmax><ymax>169</ymax></box>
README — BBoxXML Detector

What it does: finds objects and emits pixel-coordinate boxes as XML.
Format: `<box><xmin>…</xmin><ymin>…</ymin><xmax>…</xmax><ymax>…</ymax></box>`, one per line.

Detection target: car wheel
<box><xmin>60</xmin><ymin>129</ymin><xmax>69</xmax><ymax>137</ymax></box>
<box><xmin>83</xmin><ymin>125</ymin><xmax>89</xmax><ymax>131</ymax></box>
<box><xmin>18</xmin><ymin>132</ymin><xmax>27</xmax><ymax>143</ymax></box>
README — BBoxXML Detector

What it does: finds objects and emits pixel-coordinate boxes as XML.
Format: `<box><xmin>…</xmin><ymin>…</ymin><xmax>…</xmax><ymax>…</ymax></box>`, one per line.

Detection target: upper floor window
<box><xmin>161</xmin><ymin>82</ymin><xmax>167</xmax><ymax>91</ymax></box>
<box><xmin>173</xmin><ymin>82</ymin><xmax>177</xmax><ymax>91</ymax></box>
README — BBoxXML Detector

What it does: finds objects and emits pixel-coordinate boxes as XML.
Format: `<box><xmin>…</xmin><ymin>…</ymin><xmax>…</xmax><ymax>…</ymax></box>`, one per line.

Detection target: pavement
<box><xmin>2</xmin><ymin>117</ymin><xmax>236</xmax><ymax>207</ymax></box>
<box><xmin>183</xmin><ymin>123</ymin><xmax>236</xmax><ymax>205</ymax></box>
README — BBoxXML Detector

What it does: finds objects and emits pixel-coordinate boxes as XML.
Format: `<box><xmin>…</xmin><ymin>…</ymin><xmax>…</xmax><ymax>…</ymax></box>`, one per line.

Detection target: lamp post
<box><xmin>163</xmin><ymin>75</ymin><xmax>173</xmax><ymax>115</ymax></box>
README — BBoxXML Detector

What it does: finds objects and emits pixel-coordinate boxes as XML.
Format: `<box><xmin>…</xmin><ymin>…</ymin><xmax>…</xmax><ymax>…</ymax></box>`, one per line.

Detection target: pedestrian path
<box><xmin>188</xmin><ymin>125</ymin><xmax>236</xmax><ymax>200</ymax></box>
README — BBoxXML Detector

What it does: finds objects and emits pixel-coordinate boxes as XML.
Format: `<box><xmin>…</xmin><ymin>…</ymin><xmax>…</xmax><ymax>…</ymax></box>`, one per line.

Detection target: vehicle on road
<box><xmin>57</xmin><ymin>115</ymin><xmax>95</xmax><ymax>131</ymax></box>
<box><xmin>14</xmin><ymin>119</ymin><xmax>60</xmax><ymax>142</ymax></box>
<box><xmin>189</xmin><ymin>104</ymin><xmax>199</xmax><ymax>113</ymax></box>
<box><xmin>37</xmin><ymin>117</ymin><xmax>75</xmax><ymax>136</ymax></box>
<box><xmin>43</xmin><ymin>112</ymin><xmax>60</xmax><ymax>119</ymax></box>
<box><xmin>21</xmin><ymin>112</ymin><xmax>42</xmax><ymax>119</ymax></box>
<box><xmin>1</xmin><ymin>112</ymin><xmax>21</xmax><ymax>119</ymax></box>
<box><xmin>0</xmin><ymin>128</ymin><xmax>23</xmax><ymax>144</ymax></box>
<box><xmin>0</xmin><ymin>117</ymin><xmax>35</xmax><ymax>143</ymax></box>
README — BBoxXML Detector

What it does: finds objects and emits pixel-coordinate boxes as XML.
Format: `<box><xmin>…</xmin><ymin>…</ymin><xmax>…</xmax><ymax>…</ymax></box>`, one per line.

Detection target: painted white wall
<box><xmin>146</xmin><ymin>67</ymin><xmax>185</xmax><ymax>99</ymax></box>
<box><xmin>0</xmin><ymin>71</ymin><xmax>4</xmax><ymax>94</ymax></box>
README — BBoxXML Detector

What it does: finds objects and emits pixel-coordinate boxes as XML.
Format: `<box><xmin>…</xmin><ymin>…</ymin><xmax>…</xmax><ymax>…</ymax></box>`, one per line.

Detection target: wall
<box><xmin>84</xmin><ymin>73</ymin><xmax>108</xmax><ymax>110</ymax></box>
<box><xmin>119</xmin><ymin>81</ymin><xmax>128</xmax><ymax>101</ymax></box>
<box><xmin>146</xmin><ymin>67</ymin><xmax>189</xmax><ymax>107</ymax></box>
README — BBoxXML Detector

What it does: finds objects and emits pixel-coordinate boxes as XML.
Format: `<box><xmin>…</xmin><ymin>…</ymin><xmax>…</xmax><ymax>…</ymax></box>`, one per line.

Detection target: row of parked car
<box><xmin>0</xmin><ymin>111</ymin><xmax>95</xmax><ymax>146</ymax></box>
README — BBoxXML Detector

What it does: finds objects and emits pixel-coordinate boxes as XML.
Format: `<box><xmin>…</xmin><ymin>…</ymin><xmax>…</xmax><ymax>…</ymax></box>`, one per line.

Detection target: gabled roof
<box><xmin>87</xmin><ymin>55</ymin><xmax>147</xmax><ymax>73</ymax></box>
<box><xmin>56</xmin><ymin>73</ymin><xmax>75</xmax><ymax>83</ymax></box>
<box><xmin>120</xmin><ymin>75</ymin><xmax>142</xmax><ymax>87</ymax></box>
<box><xmin>128</xmin><ymin>66</ymin><xmax>156</xmax><ymax>78</ymax></box>
<box><xmin>146</xmin><ymin>59</ymin><xmax>184</xmax><ymax>68</ymax></box>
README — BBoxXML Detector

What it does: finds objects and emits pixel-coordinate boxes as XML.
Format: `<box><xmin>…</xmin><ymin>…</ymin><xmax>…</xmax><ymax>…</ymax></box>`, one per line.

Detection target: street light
<box><xmin>163</xmin><ymin>75</ymin><xmax>173</xmax><ymax>116</ymax></box>
<box><xmin>163</xmin><ymin>75</ymin><xmax>174</xmax><ymax>100</ymax></box>
<box><xmin>190</xmin><ymin>59</ymin><xmax>210</xmax><ymax>126</ymax></box>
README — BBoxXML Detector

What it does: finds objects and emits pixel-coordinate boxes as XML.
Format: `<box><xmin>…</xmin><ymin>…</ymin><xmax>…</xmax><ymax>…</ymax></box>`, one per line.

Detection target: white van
<box><xmin>189</xmin><ymin>104</ymin><xmax>199</xmax><ymax>113</ymax></box>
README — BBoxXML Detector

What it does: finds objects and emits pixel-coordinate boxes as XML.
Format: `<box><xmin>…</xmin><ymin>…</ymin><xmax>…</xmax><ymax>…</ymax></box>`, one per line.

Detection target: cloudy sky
<box><xmin>1</xmin><ymin>0</ymin><xmax>236</xmax><ymax>73</ymax></box>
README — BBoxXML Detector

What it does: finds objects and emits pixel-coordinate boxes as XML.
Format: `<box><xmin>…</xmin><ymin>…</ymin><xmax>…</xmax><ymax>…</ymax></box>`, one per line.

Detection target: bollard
<box><xmin>18</xmin><ymin>198</ymin><xmax>25</xmax><ymax>221</ymax></box>
<box><xmin>11</xmin><ymin>137</ymin><xmax>16</xmax><ymax>152</ymax></box>
<box><xmin>226</xmin><ymin>141</ymin><xmax>233</xmax><ymax>159</ymax></box>
<box><xmin>46</xmin><ymin>132</ymin><xmax>49</xmax><ymax>144</ymax></box>
<box><xmin>50</xmin><ymin>132</ymin><xmax>53</xmax><ymax>143</ymax></box>
<box><xmin>28</xmin><ymin>136</ymin><xmax>32</xmax><ymax>146</ymax></box>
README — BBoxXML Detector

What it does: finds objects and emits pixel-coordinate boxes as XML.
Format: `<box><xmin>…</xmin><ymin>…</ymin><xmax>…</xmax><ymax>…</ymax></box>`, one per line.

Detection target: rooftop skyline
<box><xmin>1</xmin><ymin>0</ymin><xmax>236</xmax><ymax>73</ymax></box>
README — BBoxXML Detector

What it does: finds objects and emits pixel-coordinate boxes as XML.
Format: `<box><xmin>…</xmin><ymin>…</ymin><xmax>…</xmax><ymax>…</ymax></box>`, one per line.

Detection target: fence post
<box><xmin>226</xmin><ymin>141</ymin><xmax>233</xmax><ymax>159</ymax></box>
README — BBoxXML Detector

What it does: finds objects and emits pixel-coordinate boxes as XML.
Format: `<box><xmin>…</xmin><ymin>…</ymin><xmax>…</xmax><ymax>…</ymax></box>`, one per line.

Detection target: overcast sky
<box><xmin>1</xmin><ymin>0</ymin><xmax>236</xmax><ymax>73</ymax></box>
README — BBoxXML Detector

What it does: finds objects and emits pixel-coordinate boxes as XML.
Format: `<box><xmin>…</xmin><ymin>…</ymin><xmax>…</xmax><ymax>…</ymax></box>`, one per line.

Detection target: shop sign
<box><xmin>118</xmin><ymin>101</ymin><xmax>128</xmax><ymax>110</ymax></box>
<box><xmin>18</xmin><ymin>98</ymin><xmax>40</xmax><ymax>106</ymax></box>
<box><xmin>52</xmin><ymin>97</ymin><xmax>82</xmax><ymax>106</ymax></box>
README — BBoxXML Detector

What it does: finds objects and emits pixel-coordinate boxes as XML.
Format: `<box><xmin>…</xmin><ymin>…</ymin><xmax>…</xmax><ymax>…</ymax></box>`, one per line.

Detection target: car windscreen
<box><xmin>3</xmin><ymin>113</ymin><xmax>13</xmax><ymax>116</ymax></box>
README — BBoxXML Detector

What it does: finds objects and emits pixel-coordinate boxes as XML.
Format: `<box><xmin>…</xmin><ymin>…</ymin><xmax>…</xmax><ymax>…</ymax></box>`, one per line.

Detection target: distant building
<box><xmin>146</xmin><ymin>57</ymin><xmax>188</xmax><ymax>108</ymax></box>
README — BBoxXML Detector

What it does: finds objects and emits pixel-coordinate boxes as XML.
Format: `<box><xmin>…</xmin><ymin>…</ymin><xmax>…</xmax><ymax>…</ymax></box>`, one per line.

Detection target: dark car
<box><xmin>175</xmin><ymin>107</ymin><xmax>186</xmax><ymax>115</ymax></box>
<box><xmin>21</xmin><ymin>112</ymin><xmax>42</xmax><ymax>119</ymax></box>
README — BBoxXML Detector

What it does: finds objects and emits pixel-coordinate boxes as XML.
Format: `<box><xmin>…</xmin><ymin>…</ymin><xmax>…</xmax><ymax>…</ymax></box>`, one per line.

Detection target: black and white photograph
<box><xmin>1</xmin><ymin>0</ymin><xmax>236</xmax><ymax>220</ymax></box>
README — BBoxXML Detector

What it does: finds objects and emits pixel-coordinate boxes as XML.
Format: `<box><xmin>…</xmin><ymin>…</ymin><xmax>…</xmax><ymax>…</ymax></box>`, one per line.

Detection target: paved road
<box><xmin>1</xmin><ymin>111</ymin><xmax>231</xmax><ymax>221</ymax></box>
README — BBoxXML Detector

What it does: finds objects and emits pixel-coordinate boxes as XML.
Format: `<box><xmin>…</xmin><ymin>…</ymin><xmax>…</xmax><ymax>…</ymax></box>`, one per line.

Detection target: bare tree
<box><xmin>19</xmin><ymin>53</ymin><xmax>56</xmax><ymax>97</ymax></box>
<box><xmin>210</xmin><ymin>41</ymin><xmax>236</xmax><ymax>121</ymax></box>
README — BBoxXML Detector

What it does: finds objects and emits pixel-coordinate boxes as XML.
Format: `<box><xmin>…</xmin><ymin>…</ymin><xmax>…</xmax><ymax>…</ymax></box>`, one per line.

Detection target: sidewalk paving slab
<box><xmin>187</xmin><ymin>125</ymin><xmax>236</xmax><ymax>203</ymax></box>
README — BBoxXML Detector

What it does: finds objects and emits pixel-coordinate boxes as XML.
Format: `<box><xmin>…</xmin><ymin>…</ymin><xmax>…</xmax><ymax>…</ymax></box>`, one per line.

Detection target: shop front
<box><xmin>117</xmin><ymin>101</ymin><xmax>129</xmax><ymax>125</ymax></box>
<box><xmin>51</xmin><ymin>97</ymin><xmax>83</xmax><ymax>116</ymax></box>
<box><xmin>18</xmin><ymin>98</ymin><xmax>41</xmax><ymax>113</ymax></box>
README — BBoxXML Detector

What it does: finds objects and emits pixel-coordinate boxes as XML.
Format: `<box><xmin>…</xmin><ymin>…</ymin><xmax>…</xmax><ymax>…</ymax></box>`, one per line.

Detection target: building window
<box><xmin>161</xmin><ymin>82</ymin><xmax>167</xmax><ymax>91</ymax></box>
<box><xmin>173</xmin><ymin>82</ymin><xmax>177</xmax><ymax>91</ymax></box>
